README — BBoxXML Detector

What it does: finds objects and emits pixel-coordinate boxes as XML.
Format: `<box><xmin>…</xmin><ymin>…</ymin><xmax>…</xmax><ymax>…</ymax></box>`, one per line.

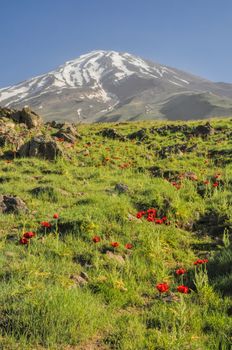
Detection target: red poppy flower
<box><xmin>23</xmin><ymin>231</ymin><xmax>36</xmax><ymax>239</ymax></box>
<box><xmin>177</xmin><ymin>285</ymin><xmax>189</xmax><ymax>294</ymax></box>
<box><xmin>194</xmin><ymin>259</ymin><xmax>208</xmax><ymax>265</ymax></box>
<box><xmin>162</xmin><ymin>216</ymin><xmax>168</xmax><ymax>222</ymax></box>
<box><xmin>213</xmin><ymin>182</ymin><xmax>219</xmax><ymax>187</ymax></box>
<box><xmin>125</xmin><ymin>243</ymin><xmax>133</xmax><ymax>249</ymax></box>
<box><xmin>41</xmin><ymin>221</ymin><xmax>52</xmax><ymax>228</ymax></box>
<box><xmin>155</xmin><ymin>219</ymin><xmax>163</xmax><ymax>224</ymax></box>
<box><xmin>19</xmin><ymin>237</ymin><xmax>29</xmax><ymax>245</ymax></box>
<box><xmin>175</xmin><ymin>268</ymin><xmax>187</xmax><ymax>275</ymax></box>
<box><xmin>92</xmin><ymin>235</ymin><xmax>101</xmax><ymax>243</ymax></box>
<box><xmin>53</xmin><ymin>213</ymin><xmax>59</xmax><ymax>219</ymax></box>
<box><xmin>147</xmin><ymin>208</ymin><xmax>157</xmax><ymax>216</ymax></box>
<box><xmin>136</xmin><ymin>211</ymin><xmax>146</xmax><ymax>219</ymax></box>
<box><xmin>147</xmin><ymin>215</ymin><xmax>155</xmax><ymax>222</ymax></box>
<box><xmin>156</xmin><ymin>282</ymin><xmax>169</xmax><ymax>293</ymax></box>
<box><xmin>111</xmin><ymin>242</ymin><xmax>120</xmax><ymax>248</ymax></box>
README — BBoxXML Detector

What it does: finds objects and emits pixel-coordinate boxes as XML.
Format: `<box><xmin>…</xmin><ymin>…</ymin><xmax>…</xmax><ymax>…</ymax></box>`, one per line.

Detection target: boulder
<box><xmin>127</xmin><ymin>128</ymin><xmax>148</xmax><ymax>141</ymax></box>
<box><xmin>18</xmin><ymin>135</ymin><xmax>63</xmax><ymax>160</ymax></box>
<box><xmin>114</xmin><ymin>183</ymin><xmax>129</xmax><ymax>193</ymax></box>
<box><xmin>0</xmin><ymin>195</ymin><xmax>29</xmax><ymax>214</ymax></box>
<box><xmin>52</xmin><ymin>123</ymin><xmax>81</xmax><ymax>143</ymax></box>
<box><xmin>99</xmin><ymin>128</ymin><xmax>126</xmax><ymax>141</ymax></box>
<box><xmin>70</xmin><ymin>272</ymin><xmax>89</xmax><ymax>286</ymax></box>
<box><xmin>11</xmin><ymin>107</ymin><xmax>43</xmax><ymax>129</ymax></box>
<box><xmin>106</xmin><ymin>251</ymin><xmax>125</xmax><ymax>265</ymax></box>
<box><xmin>0</xmin><ymin>107</ymin><xmax>16</xmax><ymax>119</ymax></box>
<box><xmin>194</xmin><ymin>122</ymin><xmax>215</xmax><ymax>137</ymax></box>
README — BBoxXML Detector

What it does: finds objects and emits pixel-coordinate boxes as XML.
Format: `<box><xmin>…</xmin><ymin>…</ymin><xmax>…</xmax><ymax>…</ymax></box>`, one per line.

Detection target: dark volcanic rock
<box><xmin>149</xmin><ymin>166</ymin><xmax>179</xmax><ymax>180</ymax></box>
<box><xmin>193</xmin><ymin>122</ymin><xmax>215</xmax><ymax>137</ymax></box>
<box><xmin>11</xmin><ymin>107</ymin><xmax>43</xmax><ymax>129</ymax></box>
<box><xmin>157</xmin><ymin>143</ymin><xmax>198</xmax><ymax>159</ymax></box>
<box><xmin>52</xmin><ymin>124</ymin><xmax>81</xmax><ymax>143</ymax></box>
<box><xmin>150</xmin><ymin>124</ymin><xmax>192</xmax><ymax>136</ymax></box>
<box><xmin>127</xmin><ymin>128</ymin><xmax>148</xmax><ymax>141</ymax></box>
<box><xmin>99</xmin><ymin>128</ymin><xmax>126</xmax><ymax>141</ymax></box>
<box><xmin>114</xmin><ymin>183</ymin><xmax>129</xmax><ymax>193</ymax></box>
<box><xmin>0</xmin><ymin>195</ymin><xmax>28</xmax><ymax>214</ymax></box>
<box><xmin>18</xmin><ymin>135</ymin><xmax>63</xmax><ymax>160</ymax></box>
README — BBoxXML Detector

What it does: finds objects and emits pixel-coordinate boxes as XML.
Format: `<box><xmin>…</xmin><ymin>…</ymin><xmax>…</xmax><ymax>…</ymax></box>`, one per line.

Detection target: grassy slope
<box><xmin>0</xmin><ymin>118</ymin><xmax>231</xmax><ymax>349</ymax></box>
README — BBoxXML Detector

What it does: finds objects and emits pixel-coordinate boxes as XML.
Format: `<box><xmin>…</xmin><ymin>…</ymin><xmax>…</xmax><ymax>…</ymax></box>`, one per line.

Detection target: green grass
<box><xmin>0</xmin><ymin>117</ymin><xmax>231</xmax><ymax>349</ymax></box>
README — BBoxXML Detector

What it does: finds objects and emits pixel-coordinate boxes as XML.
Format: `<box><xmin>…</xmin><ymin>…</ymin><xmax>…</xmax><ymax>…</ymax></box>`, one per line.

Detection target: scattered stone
<box><xmin>193</xmin><ymin>122</ymin><xmax>215</xmax><ymax>137</ymax></box>
<box><xmin>70</xmin><ymin>273</ymin><xmax>88</xmax><ymax>286</ymax></box>
<box><xmin>18</xmin><ymin>135</ymin><xmax>63</xmax><ymax>160</ymax></box>
<box><xmin>149</xmin><ymin>166</ymin><xmax>179</xmax><ymax>180</ymax></box>
<box><xmin>127</xmin><ymin>128</ymin><xmax>148</xmax><ymax>141</ymax></box>
<box><xmin>11</xmin><ymin>107</ymin><xmax>43</xmax><ymax>129</ymax></box>
<box><xmin>183</xmin><ymin>171</ymin><xmax>198</xmax><ymax>181</ymax></box>
<box><xmin>114</xmin><ymin>183</ymin><xmax>129</xmax><ymax>193</ymax></box>
<box><xmin>0</xmin><ymin>107</ymin><xmax>16</xmax><ymax>119</ymax></box>
<box><xmin>162</xmin><ymin>293</ymin><xmax>181</xmax><ymax>303</ymax></box>
<box><xmin>150</xmin><ymin>124</ymin><xmax>192</xmax><ymax>136</ymax></box>
<box><xmin>0</xmin><ymin>195</ymin><xmax>29</xmax><ymax>214</ymax></box>
<box><xmin>53</xmin><ymin>123</ymin><xmax>81</xmax><ymax>143</ymax></box>
<box><xmin>106</xmin><ymin>251</ymin><xmax>125</xmax><ymax>265</ymax></box>
<box><xmin>99</xmin><ymin>128</ymin><xmax>126</xmax><ymax>141</ymax></box>
<box><xmin>157</xmin><ymin>143</ymin><xmax>197</xmax><ymax>159</ymax></box>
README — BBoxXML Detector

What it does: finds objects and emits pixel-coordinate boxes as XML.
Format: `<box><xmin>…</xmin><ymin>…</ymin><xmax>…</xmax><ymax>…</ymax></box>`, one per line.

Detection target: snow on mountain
<box><xmin>0</xmin><ymin>50</ymin><xmax>191</xmax><ymax>107</ymax></box>
<box><xmin>1</xmin><ymin>50</ymin><xmax>232</xmax><ymax>122</ymax></box>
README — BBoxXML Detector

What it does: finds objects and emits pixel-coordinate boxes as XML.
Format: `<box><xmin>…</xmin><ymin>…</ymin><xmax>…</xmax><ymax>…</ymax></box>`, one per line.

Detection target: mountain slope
<box><xmin>1</xmin><ymin>50</ymin><xmax>232</xmax><ymax>122</ymax></box>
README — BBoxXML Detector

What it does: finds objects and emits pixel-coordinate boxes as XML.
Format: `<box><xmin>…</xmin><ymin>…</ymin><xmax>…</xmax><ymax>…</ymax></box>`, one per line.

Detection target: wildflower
<box><xmin>214</xmin><ymin>173</ymin><xmax>221</xmax><ymax>179</ymax></box>
<box><xmin>155</xmin><ymin>219</ymin><xmax>163</xmax><ymax>224</ymax></box>
<box><xmin>213</xmin><ymin>182</ymin><xmax>219</xmax><ymax>187</ymax></box>
<box><xmin>41</xmin><ymin>221</ymin><xmax>52</xmax><ymax>228</ymax></box>
<box><xmin>92</xmin><ymin>235</ymin><xmax>101</xmax><ymax>243</ymax></box>
<box><xmin>125</xmin><ymin>243</ymin><xmax>133</xmax><ymax>249</ymax></box>
<box><xmin>203</xmin><ymin>180</ymin><xmax>210</xmax><ymax>185</ymax></box>
<box><xmin>136</xmin><ymin>211</ymin><xmax>146</xmax><ymax>219</ymax></box>
<box><xmin>176</xmin><ymin>268</ymin><xmax>187</xmax><ymax>275</ymax></box>
<box><xmin>177</xmin><ymin>285</ymin><xmax>189</xmax><ymax>294</ymax></box>
<box><xmin>147</xmin><ymin>208</ymin><xmax>157</xmax><ymax>216</ymax></box>
<box><xmin>162</xmin><ymin>216</ymin><xmax>168</xmax><ymax>222</ymax></box>
<box><xmin>193</xmin><ymin>259</ymin><xmax>208</xmax><ymax>265</ymax></box>
<box><xmin>19</xmin><ymin>237</ymin><xmax>29</xmax><ymax>245</ymax></box>
<box><xmin>23</xmin><ymin>231</ymin><xmax>36</xmax><ymax>239</ymax></box>
<box><xmin>147</xmin><ymin>215</ymin><xmax>155</xmax><ymax>222</ymax></box>
<box><xmin>111</xmin><ymin>242</ymin><xmax>120</xmax><ymax>248</ymax></box>
<box><xmin>172</xmin><ymin>182</ymin><xmax>181</xmax><ymax>189</ymax></box>
<box><xmin>156</xmin><ymin>282</ymin><xmax>169</xmax><ymax>293</ymax></box>
<box><xmin>53</xmin><ymin>213</ymin><xmax>59</xmax><ymax>219</ymax></box>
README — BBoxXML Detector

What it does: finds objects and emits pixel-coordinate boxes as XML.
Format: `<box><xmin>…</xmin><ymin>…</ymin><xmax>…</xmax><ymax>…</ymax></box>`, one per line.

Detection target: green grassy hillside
<box><xmin>0</xmin><ymin>118</ymin><xmax>231</xmax><ymax>349</ymax></box>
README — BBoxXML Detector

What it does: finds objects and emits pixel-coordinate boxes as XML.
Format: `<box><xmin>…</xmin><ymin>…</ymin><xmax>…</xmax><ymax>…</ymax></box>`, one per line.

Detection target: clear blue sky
<box><xmin>0</xmin><ymin>0</ymin><xmax>231</xmax><ymax>88</ymax></box>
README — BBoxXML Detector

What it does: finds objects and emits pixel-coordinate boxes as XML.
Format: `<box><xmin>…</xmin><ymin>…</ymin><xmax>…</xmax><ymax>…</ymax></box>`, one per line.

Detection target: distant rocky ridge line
<box><xmin>0</xmin><ymin>50</ymin><xmax>232</xmax><ymax>123</ymax></box>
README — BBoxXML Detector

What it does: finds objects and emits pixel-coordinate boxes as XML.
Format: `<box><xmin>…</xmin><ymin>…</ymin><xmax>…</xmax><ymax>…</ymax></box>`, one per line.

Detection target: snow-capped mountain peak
<box><xmin>1</xmin><ymin>50</ymin><xmax>232</xmax><ymax>123</ymax></box>
<box><xmin>0</xmin><ymin>50</ymin><xmax>192</xmax><ymax>107</ymax></box>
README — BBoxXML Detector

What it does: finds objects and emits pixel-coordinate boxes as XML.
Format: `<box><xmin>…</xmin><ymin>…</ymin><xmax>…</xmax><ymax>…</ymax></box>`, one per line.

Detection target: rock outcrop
<box><xmin>0</xmin><ymin>195</ymin><xmax>29</xmax><ymax>214</ymax></box>
<box><xmin>0</xmin><ymin>106</ymin><xmax>43</xmax><ymax>129</ymax></box>
<box><xmin>18</xmin><ymin>135</ymin><xmax>63</xmax><ymax>160</ymax></box>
